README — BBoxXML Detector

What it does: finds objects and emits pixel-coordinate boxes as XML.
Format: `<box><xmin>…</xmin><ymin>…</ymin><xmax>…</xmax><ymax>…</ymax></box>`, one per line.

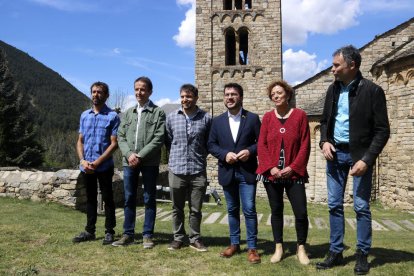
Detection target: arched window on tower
<box><xmin>225</xmin><ymin>29</ymin><xmax>236</xmax><ymax>66</ymax></box>
<box><xmin>223</xmin><ymin>0</ymin><xmax>232</xmax><ymax>10</ymax></box>
<box><xmin>235</xmin><ymin>0</ymin><xmax>243</xmax><ymax>10</ymax></box>
<box><xmin>239</xmin><ymin>28</ymin><xmax>249</xmax><ymax>65</ymax></box>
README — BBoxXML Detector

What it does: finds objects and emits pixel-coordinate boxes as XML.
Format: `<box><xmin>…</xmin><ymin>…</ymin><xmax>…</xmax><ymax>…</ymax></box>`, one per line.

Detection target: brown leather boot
<box><xmin>247</xmin><ymin>249</ymin><xmax>261</xmax><ymax>264</ymax></box>
<box><xmin>220</xmin><ymin>244</ymin><xmax>241</xmax><ymax>258</ymax></box>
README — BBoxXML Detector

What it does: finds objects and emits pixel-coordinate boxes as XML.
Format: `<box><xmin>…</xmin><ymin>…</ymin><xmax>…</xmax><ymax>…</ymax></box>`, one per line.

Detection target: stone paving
<box><xmin>115</xmin><ymin>208</ymin><xmax>414</xmax><ymax>232</ymax></box>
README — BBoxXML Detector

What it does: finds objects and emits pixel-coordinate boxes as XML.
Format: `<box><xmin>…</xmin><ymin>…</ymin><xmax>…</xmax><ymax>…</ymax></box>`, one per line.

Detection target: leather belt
<box><xmin>335</xmin><ymin>143</ymin><xmax>350</xmax><ymax>151</ymax></box>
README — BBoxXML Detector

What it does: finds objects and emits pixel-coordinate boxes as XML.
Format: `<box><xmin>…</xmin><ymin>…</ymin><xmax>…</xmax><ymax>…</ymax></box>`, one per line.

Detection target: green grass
<box><xmin>0</xmin><ymin>197</ymin><xmax>413</xmax><ymax>275</ymax></box>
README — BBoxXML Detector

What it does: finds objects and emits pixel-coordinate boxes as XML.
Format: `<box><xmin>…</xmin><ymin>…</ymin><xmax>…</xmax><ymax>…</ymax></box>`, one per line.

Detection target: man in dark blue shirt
<box><xmin>73</xmin><ymin>81</ymin><xmax>120</xmax><ymax>245</ymax></box>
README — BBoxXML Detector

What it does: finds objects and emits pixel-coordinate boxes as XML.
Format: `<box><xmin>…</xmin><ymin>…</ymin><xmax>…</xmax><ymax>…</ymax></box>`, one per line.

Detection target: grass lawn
<box><xmin>0</xmin><ymin>197</ymin><xmax>413</xmax><ymax>275</ymax></box>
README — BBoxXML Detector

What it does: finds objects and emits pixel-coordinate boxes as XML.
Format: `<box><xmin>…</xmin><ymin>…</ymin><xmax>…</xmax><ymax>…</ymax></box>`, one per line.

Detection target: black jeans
<box><xmin>265</xmin><ymin>180</ymin><xmax>308</xmax><ymax>245</ymax></box>
<box><xmin>80</xmin><ymin>167</ymin><xmax>116</xmax><ymax>235</ymax></box>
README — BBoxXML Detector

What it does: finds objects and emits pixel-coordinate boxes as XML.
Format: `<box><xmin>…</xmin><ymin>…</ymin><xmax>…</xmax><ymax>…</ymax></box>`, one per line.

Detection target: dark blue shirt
<box><xmin>79</xmin><ymin>104</ymin><xmax>120</xmax><ymax>172</ymax></box>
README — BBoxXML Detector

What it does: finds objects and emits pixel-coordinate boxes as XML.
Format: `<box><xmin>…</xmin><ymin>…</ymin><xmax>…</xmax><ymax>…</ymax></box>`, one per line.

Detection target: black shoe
<box><xmin>354</xmin><ymin>249</ymin><xmax>369</xmax><ymax>275</ymax></box>
<box><xmin>102</xmin><ymin>232</ymin><xmax>114</xmax><ymax>245</ymax></box>
<box><xmin>316</xmin><ymin>251</ymin><xmax>343</xmax><ymax>269</ymax></box>
<box><xmin>168</xmin><ymin>240</ymin><xmax>183</xmax><ymax>250</ymax></box>
<box><xmin>190</xmin><ymin>239</ymin><xmax>208</xmax><ymax>252</ymax></box>
<box><xmin>72</xmin><ymin>231</ymin><xmax>95</xmax><ymax>243</ymax></box>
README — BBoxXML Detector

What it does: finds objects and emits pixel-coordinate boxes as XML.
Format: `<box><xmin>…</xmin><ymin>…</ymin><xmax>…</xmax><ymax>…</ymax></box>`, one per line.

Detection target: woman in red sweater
<box><xmin>256</xmin><ymin>80</ymin><xmax>311</xmax><ymax>265</ymax></box>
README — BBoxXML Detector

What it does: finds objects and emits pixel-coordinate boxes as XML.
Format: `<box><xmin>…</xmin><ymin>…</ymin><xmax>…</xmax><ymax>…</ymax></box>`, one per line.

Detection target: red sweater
<box><xmin>256</xmin><ymin>108</ymin><xmax>310</xmax><ymax>181</ymax></box>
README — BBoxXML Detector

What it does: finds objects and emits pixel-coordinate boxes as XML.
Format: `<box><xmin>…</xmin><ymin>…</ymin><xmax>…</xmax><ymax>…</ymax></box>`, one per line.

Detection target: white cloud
<box><xmin>155</xmin><ymin>98</ymin><xmax>181</xmax><ymax>107</ymax></box>
<box><xmin>75</xmin><ymin>47</ymin><xmax>125</xmax><ymax>58</ymax></box>
<box><xmin>173</xmin><ymin>0</ymin><xmax>195</xmax><ymax>48</ymax></box>
<box><xmin>282</xmin><ymin>0</ymin><xmax>361</xmax><ymax>45</ymax></box>
<box><xmin>28</xmin><ymin>0</ymin><xmax>95</xmax><ymax>12</ymax></box>
<box><xmin>122</xmin><ymin>95</ymin><xmax>137</xmax><ymax>111</ymax></box>
<box><xmin>283</xmin><ymin>49</ymin><xmax>328</xmax><ymax>85</ymax></box>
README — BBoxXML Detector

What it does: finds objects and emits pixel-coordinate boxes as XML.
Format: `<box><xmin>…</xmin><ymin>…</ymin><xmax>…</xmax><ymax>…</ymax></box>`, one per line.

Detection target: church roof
<box><xmin>372</xmin><ymin>38</ymin><xmax>414</xmax><ymax>70</ymax></box>
<box><xmin>294</xmin><ymin>17</ymin><xmax>414</xmax><ymax>90</ymax></box>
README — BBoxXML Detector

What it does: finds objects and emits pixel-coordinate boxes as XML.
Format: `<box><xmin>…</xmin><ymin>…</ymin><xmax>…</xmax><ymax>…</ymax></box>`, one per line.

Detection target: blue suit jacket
<box><xmin>208</xmin><ymin>109</ymin><xmax>261</xmax><ymax>186</ymax></box>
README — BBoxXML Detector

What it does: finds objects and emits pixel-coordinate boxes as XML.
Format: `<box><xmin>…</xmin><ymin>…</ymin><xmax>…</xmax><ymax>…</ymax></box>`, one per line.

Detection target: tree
<box><xmin>107</xmin><ymin>88</ymin><xmax>130</xmax><ymax>113</ymax></box>
<box><xmin>0</xmin><ymin>49</ymin><xmax>43</xmax><ymax>167</ymax></box>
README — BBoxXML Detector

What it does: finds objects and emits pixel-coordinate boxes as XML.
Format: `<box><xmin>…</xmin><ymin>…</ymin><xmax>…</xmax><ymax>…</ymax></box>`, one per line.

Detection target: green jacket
<box><xmin>118</xmin><ymin>101</ymin><xmax>166</xmax><ymax>166</ymax></box>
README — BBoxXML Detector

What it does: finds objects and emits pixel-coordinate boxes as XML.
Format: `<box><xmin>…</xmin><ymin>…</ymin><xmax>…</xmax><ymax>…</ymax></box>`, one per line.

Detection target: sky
<box><xmin>0</xmin><ymin>0</ymin><xmax>413</xmax><ymax>109</ymax></box>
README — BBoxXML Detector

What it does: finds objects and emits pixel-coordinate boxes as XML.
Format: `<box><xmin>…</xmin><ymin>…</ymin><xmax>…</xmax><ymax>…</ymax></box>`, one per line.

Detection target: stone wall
<box><xmin>0</xmin><ymin>166</ymin><xmax>169</xmax><ymax>210</ymax></box>
<box><xmin>372</xmin><ymin>42</ymin><xmax>414</xmax><ymax>210</ymax></box>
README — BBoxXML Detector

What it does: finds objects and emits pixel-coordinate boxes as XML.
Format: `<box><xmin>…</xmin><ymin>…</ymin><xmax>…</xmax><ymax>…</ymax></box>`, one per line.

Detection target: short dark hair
<box><xmin>180</xmin><ymin>83</ymin><xmax>198</xmax><ymax>97</ymax></box>
<box><xmin>134</xmin><ymin>76</ymin><xmax>153</xmax><ymax>92</ymax></box>
<box><xmin>90</xmin><ymin>81</ymin><xmax>109</xmax><ymax>95</ymax></box>
<box><xmin>224</xmin><ymin>82</ymin><xmax>243</xmax><ymax>98</ymax></box>
<box><xmin>333</xmin><ymin>45</ymin><xmax>361</xmax><ymax>68</ymax></box>
<box><xmin>267</xmin><ymin>80</ymin><xmax>294</xmax><ymax>102</ymax></box>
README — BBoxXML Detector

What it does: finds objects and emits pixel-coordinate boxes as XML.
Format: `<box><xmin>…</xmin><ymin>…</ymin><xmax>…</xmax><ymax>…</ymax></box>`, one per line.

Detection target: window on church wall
<box><xmin>245</xmin><ymin>0</ymin><xmax>252</xmax><ymax>9</ymax></box>
<box><xmin>223</xmin><ymin>0</ymin><xmax>232</xmax><ymax>10</ymax></box>
<box><xmin>225</xmin><ymin>30</ymin><xmax>236</xmax><ymax>65</ymax></box>
<box><xmin>238</xmin><ymin>29</ymin><xmax>249</xmax><ymax>65</ymax></box>
<box><xmin>223</xmin><ymin>0</ymin><xmax>251</xmax><ymax>10</ymax></box>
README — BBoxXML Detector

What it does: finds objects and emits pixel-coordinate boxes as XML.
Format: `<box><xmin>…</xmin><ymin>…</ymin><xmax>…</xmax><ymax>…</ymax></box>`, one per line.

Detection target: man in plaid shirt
<box><xmin>165</xmin><ymin>84</ymin><xmax>212</xmax><ymax>252</ymax></box>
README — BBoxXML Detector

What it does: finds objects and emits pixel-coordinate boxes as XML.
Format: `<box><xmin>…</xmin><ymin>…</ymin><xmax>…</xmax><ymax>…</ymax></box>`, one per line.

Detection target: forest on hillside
<box><xmin>0</xmin><ymin>40</ymin><xmax>90</xmax><ymax>169</ymax></box>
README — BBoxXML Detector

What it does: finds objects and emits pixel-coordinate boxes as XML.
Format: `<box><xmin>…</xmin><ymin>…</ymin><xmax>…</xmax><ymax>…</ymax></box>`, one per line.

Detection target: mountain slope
<box><xmin>0</xmin><ymin>40</ymin><xmax>90</xmax><ymax>134</ymax></box>
<box><xmin>0</xmin><ymin>40</ymin><xmax>90</xmax><ymax>168</ymax></box>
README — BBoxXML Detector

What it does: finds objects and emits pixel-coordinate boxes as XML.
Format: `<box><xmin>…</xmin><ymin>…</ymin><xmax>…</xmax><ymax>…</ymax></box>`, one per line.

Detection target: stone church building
<box><xmin>195</xmin><ymin>0</ymin><xmax>413</xmax><ymax>210</ymax></box>
<box><xmin>294</xmin><ymin>18</ymin><xmax>414</xmax><ymax>210</ymax></box>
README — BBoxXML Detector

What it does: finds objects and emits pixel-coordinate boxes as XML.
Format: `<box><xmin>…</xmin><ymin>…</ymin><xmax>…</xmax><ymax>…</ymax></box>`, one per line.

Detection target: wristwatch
<box><xmin>80</xmin><ymin>159</ymin><xmax>85</xmax><ymax>164</ymax></box>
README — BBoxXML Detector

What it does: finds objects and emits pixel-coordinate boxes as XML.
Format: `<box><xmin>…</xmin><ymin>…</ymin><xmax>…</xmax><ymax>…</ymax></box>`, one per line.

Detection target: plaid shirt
<box><xmin>79</xmin><ymin>104</ymin><xmax>120</xmax><ymax>172</ymax></box>
<box><xmin>166</xmin><ymin>107</ymin><xmax>212</xmax><ymax>175</ymax></box>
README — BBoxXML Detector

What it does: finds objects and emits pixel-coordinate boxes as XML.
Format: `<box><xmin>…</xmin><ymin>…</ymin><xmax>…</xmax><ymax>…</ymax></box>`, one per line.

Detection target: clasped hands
<box><xmin>81</xmin><ymin>160</ymin><xmax>97</xmax><ymax>174</ymax></box>
<box><xmin>270</xmin><ymin>166</ymin><xmax>293</xmax><ymax>179</ymax></box>
<box><xmin>128</xmin><ymin>153</ymin><xmax>142</xmax><ymax>168</ymax></box>
<box><xmin>225</xmin><ymin>149</ymin><xmax>250</xmax><ymax>164</ymax></box>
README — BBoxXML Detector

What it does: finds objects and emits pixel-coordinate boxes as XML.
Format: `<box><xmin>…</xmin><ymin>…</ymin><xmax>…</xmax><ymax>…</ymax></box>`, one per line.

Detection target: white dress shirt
<box><xmin>228</xmin><ymin>109</ymin><xmax>242</xmax><ymax>142</ymax></box>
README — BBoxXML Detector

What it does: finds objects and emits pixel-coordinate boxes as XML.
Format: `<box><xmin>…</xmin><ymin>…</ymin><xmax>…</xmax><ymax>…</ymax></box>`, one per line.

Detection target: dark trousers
<box><xmin>81</xmin><ymin>167</ymin><xmax>116</xmax><ymax>235</ymax></box>
<box><xmin>169</xmin><ymin>171</ymin><xmax>207</xmax><ymax>243</ymax></box>
<box><xmin>265</xmin><ymin>180</ymin><xmax>308</xmax><ymax>245</ymax></box>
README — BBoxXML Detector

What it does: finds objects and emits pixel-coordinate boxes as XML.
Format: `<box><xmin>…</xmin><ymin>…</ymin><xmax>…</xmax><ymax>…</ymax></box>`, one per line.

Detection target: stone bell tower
<box><xmin>195</xmin><ymin>0</ymin><xmax>282</xmax><ymax>117</ymax></box>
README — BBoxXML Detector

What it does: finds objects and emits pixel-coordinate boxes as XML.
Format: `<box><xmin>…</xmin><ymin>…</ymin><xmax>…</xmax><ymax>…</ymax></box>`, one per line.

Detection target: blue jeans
<box><xmin>327</xmin><ymin>148</ymin><xmax>373</xmax><ymax>254</ymax></box>
<box><xmin>222</xmin><ymin>171</ymin><xmax>258</xmax><ymax>249</ymax></box>
<box><xmin>123</xmin><ymin>166</ymin><xmax>158</xmax><ymax>238</ymax></box>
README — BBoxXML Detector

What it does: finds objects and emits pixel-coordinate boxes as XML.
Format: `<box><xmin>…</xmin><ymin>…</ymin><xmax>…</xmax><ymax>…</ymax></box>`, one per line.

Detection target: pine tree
<box><xmin>0</xmin><ymin>49</ymin><xmax>43</xmax><ymax>167</ymax></box>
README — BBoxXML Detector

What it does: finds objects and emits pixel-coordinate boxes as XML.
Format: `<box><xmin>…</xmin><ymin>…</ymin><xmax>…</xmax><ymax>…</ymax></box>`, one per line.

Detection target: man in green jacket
<box><xmin>112</xmin><ymin>76</ymin><xmax>166</xmax><ymax>249</ymax></box>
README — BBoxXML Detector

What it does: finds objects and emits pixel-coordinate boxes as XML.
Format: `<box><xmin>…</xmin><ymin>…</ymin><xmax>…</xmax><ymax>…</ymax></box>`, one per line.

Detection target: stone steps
<box><xmin>115</xmin><ymin>208</ymin><xmax>414</xmax><ymax>232</ymax></box>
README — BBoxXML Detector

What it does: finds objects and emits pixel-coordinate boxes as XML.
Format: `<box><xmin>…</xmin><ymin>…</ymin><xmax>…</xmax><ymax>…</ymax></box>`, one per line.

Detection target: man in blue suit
<box><xmin>208</xmin><ymin>83</ymin><xmax>261</xmax><ymax>264</ymax></box>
